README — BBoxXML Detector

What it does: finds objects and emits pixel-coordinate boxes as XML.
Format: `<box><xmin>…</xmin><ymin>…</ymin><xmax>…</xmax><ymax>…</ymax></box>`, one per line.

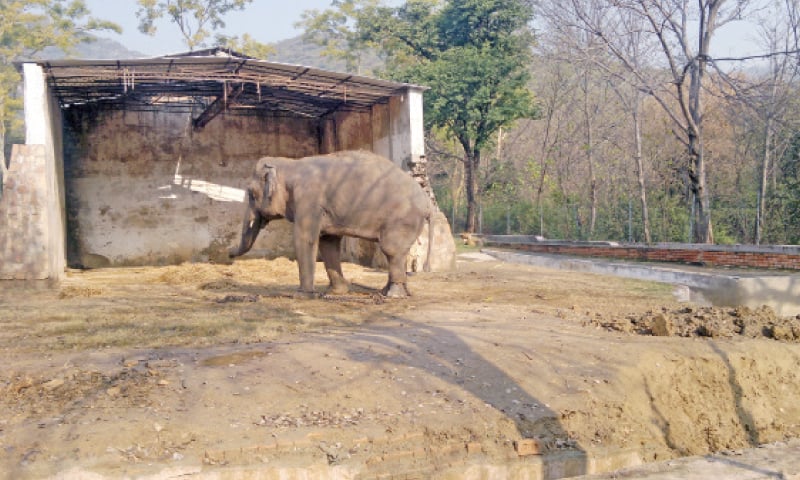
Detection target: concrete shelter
<box><xmin>1</xmin><ymin>49</ymin><xmax>455</xmax><ymax>280</ymax></box>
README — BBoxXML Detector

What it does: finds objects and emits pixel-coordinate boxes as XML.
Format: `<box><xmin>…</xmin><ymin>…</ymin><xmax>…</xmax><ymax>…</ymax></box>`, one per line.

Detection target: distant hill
<box><xmin>27</xmin><ymin>33</ymin><xmax>385</xmax><ymax>77</ymax></box>
<box><xmin>34</xmin><ymin>35</ymin><xmax>147</xmax><ymax>61</ymax></box>
<box><xmin>268</xmin><ymin>35</ymin><xmax>383</xmax><ymax>75</ymax></box>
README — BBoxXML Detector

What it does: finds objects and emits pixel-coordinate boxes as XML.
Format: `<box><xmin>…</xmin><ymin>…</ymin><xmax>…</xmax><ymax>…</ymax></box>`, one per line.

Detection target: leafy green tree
<box><xmin>0</xmin><ymin>0</ymin><xmax>119</xmax><ymax>174</ymax></box>
<box><xmin>136</xmin><ymin>0</ymin><xmax>262</xmax><ymax>52</ymax></box>
<box><xmin>215</xmin><ymin>33</ymin><xmax>275</xmax><ymax>59</ymax></box>
<box><xmin>301</xmin><ymin>0</ymin><xmax>537</xmax><ymax>232</ymax></box>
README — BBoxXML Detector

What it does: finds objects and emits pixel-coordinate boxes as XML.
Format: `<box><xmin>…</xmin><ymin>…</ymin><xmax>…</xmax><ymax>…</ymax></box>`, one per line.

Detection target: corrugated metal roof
<box><xmin>35</xmin><ymin>48</ymin><xmax>425</xmax><ymax>118</ymax></box>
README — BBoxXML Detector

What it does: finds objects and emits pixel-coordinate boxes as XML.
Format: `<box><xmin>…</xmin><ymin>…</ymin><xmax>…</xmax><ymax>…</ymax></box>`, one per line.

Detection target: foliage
<box><xmin>296</xmin><ymin>0</ymin><xmax>384</xmax><ymax>74</ymax></box>
<box><xmin>0</xmin><ymin>0</ymin><xmax>119</xmax><ymax>165</ymax></box>
<box><xmin>360</xmin><ymin>0</ymin><xmax>538</xmax><ymax>152</ymax></box>
<box><xmin>135</xmin><ymin>0</ymin><xmax>258</xmax><ymax>51</ymax></box>
<box><xmin>215</xmin><ymin>33</ymin><xmax>274</xmax><ymax>59</ymax></box>
<box><xmin>300</xmin><ymin>0</ymin><xmax>538</xmax><ymax>232</ymax></box>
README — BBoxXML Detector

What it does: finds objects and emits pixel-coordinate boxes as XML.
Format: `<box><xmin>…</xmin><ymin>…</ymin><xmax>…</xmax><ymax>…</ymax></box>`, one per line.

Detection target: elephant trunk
<box><xmin>229</xmin><ymin>207</ymin><xmax>265</xmax><ymax>258</ymax></box>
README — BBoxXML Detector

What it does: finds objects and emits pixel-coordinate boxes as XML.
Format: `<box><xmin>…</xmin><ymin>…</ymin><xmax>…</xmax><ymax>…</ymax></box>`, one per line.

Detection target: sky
<box><xmin>83</xmin><ymin>0</ymin><xmax>763</xmax><ymax>59</ymax></box>
<box><xmin>83</xmin><ymin>0</ymin><xmax>330</xmax><ymax>56</ymax></box>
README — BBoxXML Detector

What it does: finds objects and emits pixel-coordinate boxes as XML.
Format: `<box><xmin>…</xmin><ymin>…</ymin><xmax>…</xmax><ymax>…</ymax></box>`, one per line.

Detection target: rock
<box><xmin>514</xmin><ymin>438</ymin><xmax>542</xmax><ymax>456</ymax></box>
<box><xmin>106</xmin><ymin>386</ymin><xmax>121</xmax><ymax>397</ymax></box>
<box><xmin>466</xmin><ymin>442</ymin><xmax>482</xmax><ymax>455</ymax></box>
<box><xmin>651</xmin><ymin>313</ymin><xmax>673</xmax><ymax>336</ymax></box>
<box><xmin>770</xmin><ymin>325</ymin><xmax>796</xmax><ymax>341</ymax></box>
<box><xmin>43</xmin><ymin>378</ymin><xmax>65</xmax><ymax>390</ymax></box>
<box><xmin>80</xmin><ymin>253</ymin><xmax>111</xmax><ymax>269</ymax></box>
<box><xmin>697</xmin><ymin>324</ymin><xmax>718</xmax><ymax>337</ymax></box>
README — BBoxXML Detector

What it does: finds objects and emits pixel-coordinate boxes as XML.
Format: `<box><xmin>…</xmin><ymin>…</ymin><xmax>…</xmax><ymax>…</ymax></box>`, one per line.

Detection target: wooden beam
<box><xmin>192</xmin><ymin>83</ymin><xmax>245</xmax><ymax>131</ymax></box>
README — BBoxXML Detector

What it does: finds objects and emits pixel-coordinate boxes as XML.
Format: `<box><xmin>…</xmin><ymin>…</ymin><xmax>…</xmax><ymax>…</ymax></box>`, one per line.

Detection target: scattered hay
<box><xmin>59</xmin><ymin>286</ymin><xmax>103</xmax><ymax>299</ymax></box>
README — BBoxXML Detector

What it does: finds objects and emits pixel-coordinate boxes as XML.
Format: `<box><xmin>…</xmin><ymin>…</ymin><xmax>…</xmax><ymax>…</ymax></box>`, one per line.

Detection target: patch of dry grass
<box><xmin>0</xmin><ymin>257</ymin><xmax>679</xmax><ymax>354</ymax></box>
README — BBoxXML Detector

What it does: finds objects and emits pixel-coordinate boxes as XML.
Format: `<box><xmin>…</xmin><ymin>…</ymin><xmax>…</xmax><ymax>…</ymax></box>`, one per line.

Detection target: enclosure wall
<box><xmin>0</xmin><ymin>64</ymin><xmax>65</xmax><ymax>280</ymax></box>
<box><xmin>8</xmin><ymin>66</ymin><xmax>453</xmax><ymax>277</ymax></box>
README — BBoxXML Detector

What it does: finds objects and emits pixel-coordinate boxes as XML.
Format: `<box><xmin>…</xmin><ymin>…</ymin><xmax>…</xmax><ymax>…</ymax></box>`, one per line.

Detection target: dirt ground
<box><xmin>1</xmin><ymin>250</ymin><xmax>799</xmax><ymax>479</ymax></box>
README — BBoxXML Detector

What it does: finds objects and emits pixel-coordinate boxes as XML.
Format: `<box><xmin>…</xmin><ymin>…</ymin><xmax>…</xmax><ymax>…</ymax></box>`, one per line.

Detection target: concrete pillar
<box><xmin>0</xmin><ymin>63</ymin><xmax>66</xmax><ymax>280</ymax></box>
<box><xmin>389</xmin><ymin>88</ymin><xmax>426</xmax><ymax>170</ymax></box>
<box><xmin>0</xmin><ymin>145</ymin><xmax>50</xmax><ymax>279</ymax></box>
<box><xmin>24</xmin><ymin>64</ymin><xmax>48</xmax><ymax>145</ymax></box>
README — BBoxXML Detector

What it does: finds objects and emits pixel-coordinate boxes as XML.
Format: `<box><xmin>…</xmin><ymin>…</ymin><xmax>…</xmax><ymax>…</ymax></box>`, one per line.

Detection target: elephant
<box><xmin>229</xmin><ymin>150</ymin><xmax>433</xmax><ymax>297</ymax></box>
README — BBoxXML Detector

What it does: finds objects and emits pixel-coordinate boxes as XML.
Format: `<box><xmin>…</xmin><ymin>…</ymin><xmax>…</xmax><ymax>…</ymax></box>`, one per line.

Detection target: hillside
<box><xmin>33</xmin><ymin>36</ymin><xmax>146</xmax><ymax>61</ymax></box>
<box><xmin>268</xmin><ymin>35</ymin><xmax>383</xmax><ymax>75</ymax></box>
<box><xmin>25</xmin><ymin>33</ymin><xmax>384</xmax><ymax>76</ymax></box>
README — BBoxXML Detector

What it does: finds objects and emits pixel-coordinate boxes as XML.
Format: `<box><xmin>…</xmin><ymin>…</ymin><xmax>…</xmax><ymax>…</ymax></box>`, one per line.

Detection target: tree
<box><xmin>744</xmin><ymin>0</ymin><xmax>799</xmax><ymax>244</ymax></box>
<box><xmin>0</xmin><ymin>0</ymin><xmax>119</xmax><ymax>175</ymax></box>
<box><xmin>136</xmin><ymin>0</ymin><xmax>263</xmax><ymax>52</ymax></box>
<box><xmin>301</xmin><ymin>0</ymin><xmax>538</xmax><ymax>233</ymax></box>
<box><xmin>549</xmin><ymin>0</ymin><xmax>754</xmax><ymax>243</ymax></box>
<box><xmin>216</xmin><ymin>33</ymin><xmax>275</xmax><ymax>59</ymax></box>
<box><xmin>296</xmin><ymin>0</ymin><xmax>383</xmax><ymax>74</ymax></box>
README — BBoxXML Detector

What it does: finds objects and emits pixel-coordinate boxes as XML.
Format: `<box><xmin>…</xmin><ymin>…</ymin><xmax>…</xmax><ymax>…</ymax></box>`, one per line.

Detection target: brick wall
<box><xmin>478</xmin><ymin>236</ymin><xmax>800</xmax><ymax>271</ymax></box>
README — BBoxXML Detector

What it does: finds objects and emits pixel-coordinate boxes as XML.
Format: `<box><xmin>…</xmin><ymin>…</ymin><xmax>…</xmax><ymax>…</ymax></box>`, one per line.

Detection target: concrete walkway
<box><xmin>482</xmin><ymin>248</ymin><xmax>800</xmax><ymax>316</ymax></box>
<box><xmin>573</xmin><ymin>440</ymin><xmax>800</xmax><ymax>479</ymax></box>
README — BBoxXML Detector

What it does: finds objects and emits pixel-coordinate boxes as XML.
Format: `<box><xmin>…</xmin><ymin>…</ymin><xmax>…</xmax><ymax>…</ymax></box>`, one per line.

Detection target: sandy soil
<box><xmin>1</xmin><ymin>251</ymin><xmax>799</xmax><ymax>479</ymax></box>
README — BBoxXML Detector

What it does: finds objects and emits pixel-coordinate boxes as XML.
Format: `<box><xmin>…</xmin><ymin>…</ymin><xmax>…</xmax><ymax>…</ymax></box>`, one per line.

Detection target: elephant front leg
<box><xmin>293</xmin><ymin>222</ymin><xmax>320</xmax><ymax>297</ymax></box>
<box><xmin>319</xmin><ymin>235</ymin><xmax>349</xmax><ymax>295</ymax></box>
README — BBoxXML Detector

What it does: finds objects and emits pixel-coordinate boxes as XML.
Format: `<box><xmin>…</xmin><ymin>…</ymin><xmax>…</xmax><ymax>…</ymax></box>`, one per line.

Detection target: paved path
<box><xmin>574</xmin><ymin>440</ymin><xmax>800</xmax><ymax>479</ymax></box>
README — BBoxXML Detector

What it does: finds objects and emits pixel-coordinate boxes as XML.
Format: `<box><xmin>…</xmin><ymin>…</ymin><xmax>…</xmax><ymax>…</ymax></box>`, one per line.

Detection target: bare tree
<box><xmin>525</xmin><ymin>59</ymin><xmax>581</xmax><ymax>237</ymax></box>
<box><xmin>750</xmin><ymin>0</ymin><xmax>799</xmax><ymax>243</ymax></box>
<box><xmin>537</xmin><ymin>0</ymin><xmax>658</xmax><ymax>241</ymax></box>
<box><xmin>549</xmin><ymin>0</ymin><xmax>754</xmax><ymax>243</ymax></box>
<box><xmin>710</xmin><ymin>0</ymin><xmax>800</xmax><ymax>243</ymax></box>
<box><xmin>607</xmin><ymin>8</ymin><xmax>655</xmax><ymax>243</ymax></box>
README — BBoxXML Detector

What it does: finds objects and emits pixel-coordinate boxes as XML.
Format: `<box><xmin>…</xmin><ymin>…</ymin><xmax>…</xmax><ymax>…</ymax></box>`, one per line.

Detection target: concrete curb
<box><xmin>482</xmin><ymin>248</ymin><xmax>800</xmax><ymax>316</ymax></box>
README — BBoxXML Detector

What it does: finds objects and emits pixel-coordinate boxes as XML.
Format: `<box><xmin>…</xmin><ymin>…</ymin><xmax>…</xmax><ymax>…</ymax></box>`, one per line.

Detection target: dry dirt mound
<box><xmin>1</xmin><ymin>256</ymin><xmax>799</xmax><ymax>479</ymax></box>
<box><xmin>588</xmin><ymin>305</ymin><xmax>800</xmax><ymax>342</ymax></box>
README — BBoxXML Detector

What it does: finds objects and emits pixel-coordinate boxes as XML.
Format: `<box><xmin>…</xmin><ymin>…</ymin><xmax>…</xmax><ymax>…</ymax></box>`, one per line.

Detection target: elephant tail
<box><xmin>423</xmin><ymin>210</ymin><xmax>433</xmax><ymax>273</ymax></box>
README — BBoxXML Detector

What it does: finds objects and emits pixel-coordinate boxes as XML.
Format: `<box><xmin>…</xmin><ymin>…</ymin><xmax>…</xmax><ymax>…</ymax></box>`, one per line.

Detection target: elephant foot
<box><xmin>382</xmin><ymin>282</ymin><xmax>410</xmax><ymax>298</ymax></box>
<box><xmin>292</xmin><ymin>289</ymin><xmax>318</xmax><ymax>300</ymax></box>
<box><xmin>326</xmin><ymin>282</ymin><xmax>351</xmax><ymax>296</ymax></box>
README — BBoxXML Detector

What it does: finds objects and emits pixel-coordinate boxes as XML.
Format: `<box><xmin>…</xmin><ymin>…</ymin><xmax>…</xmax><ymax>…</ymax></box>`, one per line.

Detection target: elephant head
<box><xmin>229</xmin><ymin>163</ymin><xmax>284</xmax><ymax>258</ymax></box>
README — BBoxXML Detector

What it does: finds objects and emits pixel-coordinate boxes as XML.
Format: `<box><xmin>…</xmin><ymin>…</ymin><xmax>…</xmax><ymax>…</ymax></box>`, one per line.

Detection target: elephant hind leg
<box><xmin>382</xmin><ymin>279</ymin><xmax>410</xmax><ymax>297</ymax></box>
<box><xmin>381</xmin><ymin>251</ymin><xmax>411</xmax><ymax>297</ymax></box>
<box><xmin>320</xmin><ymin>235</ymin><xmax>349</xmax><ymax>295</ymax></box>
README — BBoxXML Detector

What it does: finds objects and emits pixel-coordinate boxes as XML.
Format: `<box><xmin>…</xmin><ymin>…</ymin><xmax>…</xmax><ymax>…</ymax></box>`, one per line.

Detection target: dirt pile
<box><xmin>588</xmin><ymin>305</ymin><xmax>800</xmax><ymax>341</ymax></box>
<box><xmin>1</xmin><ymin>255</ymin><xmax>799</xmax><ymax>479</ymax></box>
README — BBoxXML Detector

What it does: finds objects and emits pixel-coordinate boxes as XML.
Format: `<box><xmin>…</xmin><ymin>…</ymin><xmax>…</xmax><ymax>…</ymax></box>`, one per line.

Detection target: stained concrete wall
<box><xmin>62</xmin><ymin>109</ymin><xmax>322</xmax><ymax>267</ymax></box>
<box><xmin>60</xmin><ymin>88</ymin><xmax>454</xmax><ymax>271</ymax></box>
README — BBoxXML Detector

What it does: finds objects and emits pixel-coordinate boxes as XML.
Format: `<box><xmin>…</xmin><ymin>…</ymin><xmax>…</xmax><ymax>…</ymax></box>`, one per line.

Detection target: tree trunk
<box><xmin>687</xmin><ymin>31</ymin><xmax>714</xmax><ymax>244</ymax></box>
<box><xmin>632</xmin><ymin>99</ymin><xmax>651</xmax><ymax>243</ymax></box>
<box><xmin>583</xmin><ymin>76</ymin><xmax>597</xmax><ymax>238</ymax></box>
<box><xmin>463</xmin><ymin>148</ymin><xmax>481</xmax><ymax>233</ymax></box>
<box><xmin>756</xmin><ymin>117</ymin><xmax>772</xmax><ymax>245</ymax></box>
<box><xmin>689</xmin><ymin>143</ymin><xmax>714</xmax><ymax>243</ymax></box>
<box><xmin>449</xmin><ymin>157</ymin><xmax>464</xmax><ymax>231</ymax></box>
<box><xmin>1</xmin><ymin>124</ymin><xmax>7</xmax><ymax>200</ymax></box>
<box><xmin>1</xmin><ymin>101</ymin><xmax>7</xmax><ymax>180</ymax></box>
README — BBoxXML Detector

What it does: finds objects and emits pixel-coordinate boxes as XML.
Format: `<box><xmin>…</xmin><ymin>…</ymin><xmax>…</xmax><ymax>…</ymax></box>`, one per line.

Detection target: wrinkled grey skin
<box><xmin>229</xmin><ymin>151</ymin><xmax>432</xmax><ymax>298</ymax></box>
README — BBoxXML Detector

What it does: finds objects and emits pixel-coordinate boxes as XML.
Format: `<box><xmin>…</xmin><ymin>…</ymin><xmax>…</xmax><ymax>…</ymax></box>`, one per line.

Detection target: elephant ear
<box><xmin>262</xmin><ymin>164</ymin><xmax>278</xmax><ymax>201</ymax></box>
